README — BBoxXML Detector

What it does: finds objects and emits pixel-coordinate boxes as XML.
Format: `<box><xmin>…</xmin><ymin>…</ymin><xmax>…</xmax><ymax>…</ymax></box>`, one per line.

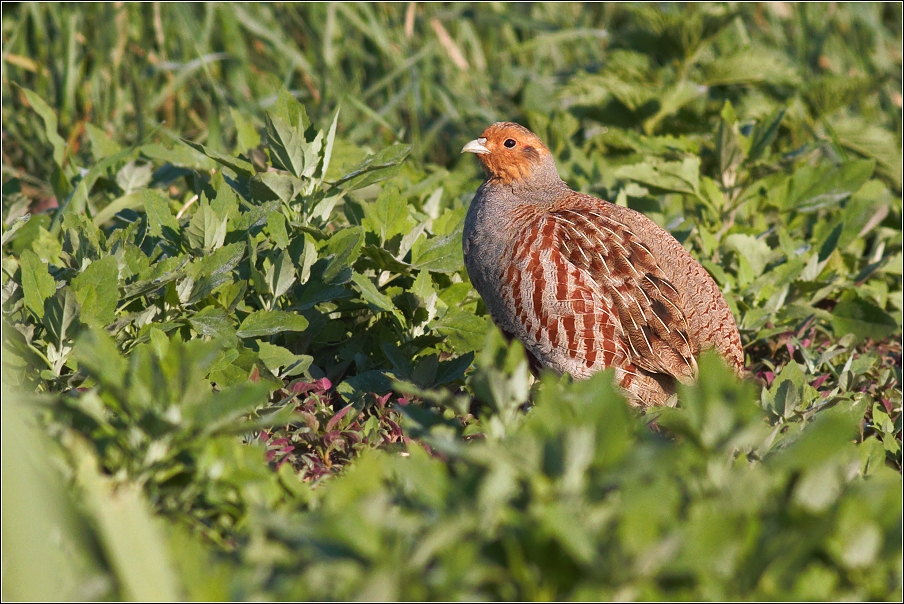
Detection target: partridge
<box><xmin>461</xmin><ymin>122</ymin><xmax>743</xmax><ymax>407</ymax></box>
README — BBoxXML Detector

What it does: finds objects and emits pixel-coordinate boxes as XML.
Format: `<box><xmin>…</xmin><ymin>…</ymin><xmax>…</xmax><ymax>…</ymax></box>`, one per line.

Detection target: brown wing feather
<box><xmin>495</xmin><ymin>212</ymin><xmax>627</xmax><ymax>376</ymax></box>
<box><xmin>549</xmin><ymin>205</ymin><xmax>699</xmax><ymax>384</ymax></box>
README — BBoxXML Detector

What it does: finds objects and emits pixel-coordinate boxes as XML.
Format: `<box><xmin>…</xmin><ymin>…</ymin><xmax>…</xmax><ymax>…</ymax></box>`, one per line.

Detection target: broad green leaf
<box><xmin>785</xmin><ymin>160</ymin><xmax>875</xmax><ymax>212</ymax></box>
<box><xmin>115</xmin><ymin>161</ymin><xmax>153</xmax><ymax>194</ymax></box>
<box><xmin>265</xmin><ymin>113</ymin><xmax>309</xmax><ymax>178</ymax></box>
<box><xmin>834</xmin><ymin>117</ymin><xmax>902</xmax><ymax>187</ymax></box>
<box><xmin>252</xmin><ymin>341</ymin><xmax>312</xmax><ymax>377</ymax></box>
<box><xmin>211</xmin><ymin>177</ymin><xmax>241</xmax><ymax>224</ymax></box>
<box><xmin>322</xmin><ymin>226</ymin><xmax>364</xmax><ymax>283</ymax></box>
<box><xmin>351</xmin><ymin>273</ymin><xmax>402</xmax><ymax>322</ymax></box>
<box><xmin>435</xmin><ymin>352</ymin><xmax>475</xmax><ymax>385</ymax></box>
<box><xmin>838</xmin><ymin>180</ymin><xmax>890</xmax><ymax>249</ymax></box>
<box><xmin>830</xmin><ymin>298</ymin><xmax>899</xmax><ymax>342</ymax></box>
<box><xmin>188</xmin><ymin>307</ymin><xmax>237</xmax><ymax>342</ymax></box>
<box><xmin>336</xmin><ymin>370</ymin><xmax>393</xmax><ymax>404</ymax></box>
<box><xmin>1</xmin><ymin>392</ymin><xmax>110</xmax><ymax>601</ymax></box>
<box><xmin>185</xmin><ymin>199</ymin><xmax>228</xmax><ymax>253</ymax></box>
<box><xmin>362</xmin><ymin>184</ymin><xmax>410</xmax><ymax>242</ymax></box>
<box><xmin>85</xmin><ymin>122</ymin><xmax>121</xmax><ymax>159</ymax></box>
<box><xmin>92</xmin><ymin>192</ymin><xmax>144</xmax><ymax>226</ymax></box>
<box><xmin>43</xmin><ymin>287</ymin><xmax>81</xmax><ymax>347</ymax></box>
<box><xmin>724</xmin><ymin>234</ymin><xmax>771</xmax><ymax>278</ymax></box>
<box><xmin>2</xmin><ymin>214</ymin><xmax>31</xmax><ymax>247</ymax></box>
<box><xmin>236</xmin><ymin>310</ymin><xmax>308</xmax><ymax>338</ymax></box>
<box><xmin>230</xmin><ymin>107</ymin><xmax>261</xmax><ymax>153</ymax></box>
<box><xmin>50</xmin><ymin>180</ymin><xmax>89</xmax><ymax>236</ymax></box>
<box><xmin>335</xmin><ymin>144</ymin><xmax>411</xmax><ymax>190</ymax></box>
<box><xmin>614</xmin><ymin>157</ymin><xmax>700</xmax><ymax>196</ymax></box>
<box><xmin>19</xmin><ymin>250</ymin><xmax>56</xmax><ymax>319</ymax></box>
<box><xmin>818</xmin><ymin>222</ymin><xmax>844</xmax><ymax>263</ymax></box>
<box><xmin>763</xmin><ymin>360</ymin><xmax>806</xmax><ymax>419</ymax></box>
<box><xmin>411</xmin><ymin>225</ymin><xmax>465</xmax><ymax>274</ymax></box>
<box><xmin>264</xmin><ymin>249</ymin><xmax>297</xmax><ymax>299</ymax></box>
<box><xmin>71</xmin><ymin>256</ymin><xmax>120</xmax><ymax>327</ymax></box>
<box><xmin>250</xmin><ymin>172</ymin><xmax>304</xmax><ymax>203</ymax></box>
<box><xmin>430</xmin><ymin>308</ymin><xmax>491</xmax><ymax>353</ymax></box>
<box><xmin>269</xmin><ymin>87</ymin><xmax>310</xmax><ymax>132</ymax></box>
<box><xmin>703</xmin><ymin>49</ymin><xmax>798</xmax><ymax>87</ymax></box>
<box><xmin>121</xmin><ymin>256</ymin><xmax>189</xmax><ymax>302</ymax></box>
<box><xmin>142</xmin><ymin>189</ymin><xmax>181</xmax><ymax>241</ymax></box>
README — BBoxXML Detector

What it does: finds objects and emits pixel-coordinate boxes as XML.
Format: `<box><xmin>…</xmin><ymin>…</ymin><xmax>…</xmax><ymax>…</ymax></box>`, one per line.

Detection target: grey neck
<box><xmin>487</xmin><ymin>158</ymin><xmax>569</xmax><ymax>208</ymax></box>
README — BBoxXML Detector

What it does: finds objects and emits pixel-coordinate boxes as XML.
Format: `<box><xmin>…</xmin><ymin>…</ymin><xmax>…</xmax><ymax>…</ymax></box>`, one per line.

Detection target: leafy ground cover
<box><xmin>2</xmin><ymin>3</ymin><xmax>902</xmax><ymax>601</ymax></box>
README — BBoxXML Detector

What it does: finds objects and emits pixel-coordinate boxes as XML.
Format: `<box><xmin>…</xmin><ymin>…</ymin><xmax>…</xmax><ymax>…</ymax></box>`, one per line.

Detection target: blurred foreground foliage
<box><xmin>2</xmin><ymin>3</ymin><xmax>902</xmax><ymax>601</ymax></box>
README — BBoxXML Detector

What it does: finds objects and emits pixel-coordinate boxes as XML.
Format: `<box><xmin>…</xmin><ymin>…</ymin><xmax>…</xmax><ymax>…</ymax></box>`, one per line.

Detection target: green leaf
<box><xmin>115</xmin><ymin>161</ymin><xmax>153</xmax><ymax>194</ymax></box>
<box><xmin>184</xmin><ymin>382</ymin><xmax>271</xmax><ymax>434</ymax></box>
<box><xmin>19</xmin><ymin>250</ymin><xmax>56</xmax><ymax>319</ymax></box>
<box><xmin>2</xmin><ymin>214</ymin><xmax>31</xmax><ymax>247</ymax></box>
<box><xmin>430</xmin><ymin>308</ymin><xmax>491</xmax><ymax>353</ymax></box>
<box><xmin>834</xmin><ymin>117</ymin><xmax>902</xmax><ymax>187</ymax></box>
<box><xmin>322</xmin><ymin>226</ymin><xmax>364</xmax><ymax>283</ymax></box>
<box><xmin>335</xmin><ymin>144</ymin><xmax>411</xmax><ymax>190</ymax></box>
<box><xmin>236</xmin><ymin>310</ymin><xmax>308</xmax><ymax>338</ymax></box>
<box><xmin>785</xmin><ymin>160</ymin><xmax>875</xmax><ymax>212</ymax></box>
<box><xmin>319</xmin><ymin>107</ymin><xmax>340</xmax><ymax>183</ymax></box>
<box><xmin>763</xmin><ymin>360</ymin><xmax>806</xmax><ymax>419</ymax></box>
<box><xmin>185</xmin><ymin>199</ymin><xmax>228</xmax><ymax>253</ymax></box>
<box><xmin>20</xmin><ymin>87</ymin><xmax>67</xmax><ymax>169</ymax></box>
<box><xmin>43</xmin><ymin>287</ymin><xmax>81</xmax><ymax>347</ymax></box>
<box><xmin>269</xmin><ymin>87</ymin><xmax>310</xmax><ymax>132</ymax></box>
<box><xmin>265</xmin><ymin>113</ymin><xmax>312</xmax><ymax>178</ymax></box>
<box><xmin>613</xmin><ymin>157</ymin><xmax>700</xmax><ymax>196</ymax></box>
<box><xmin>830</xmin><ymin>297</ymin><xmax>899</xmax><ymax>342</ymax></box>
<box><xmin>230</xmin><ymin>107</ymin><xmax>261</xmax><ymax>153</ymax></box>
<box><xmin>251</xmin><ymin>341</ymin><xmax>312</xmax><ymax>377</ymax></box>
<box><xmin>435</xmin><ymin>353</ymin><xmax>475</xmax><ymax>385</ymax></box>
<box><xmin>85</xmin><ymin>122</ymin><xmax>122</xmax><ymax>159</ymax></box>
<box><xmin>716</xmin><ymin>101</ymin><xmax>743</xmax><ymax>181</ymax></box>
<box><xmin>362</xmin><ymin>184</ymin><xmax>410</xmax><ymax>242</ymax></box>
<box><xmin>92</xmin><ymin>192</ymin><xmax>145</xmax><ymax>226</ymax></box>
<box><xmin>188</xmin><ymin>307</ymin><xmax>237</xmax><ymax>342</ymax></box>
<box><xmin>250</xmin><ymin>172</ymin><xmax>305</xmax><ymax>203</ymax></box>
<box><xmin>142</xmin><ymin>189</ymin><xmax>181</xmax><ymax>242</ymax></box>
<box><xmin>748</xmin><ymin>108</ymin><xmax>786</xmax><ymax>162</ymax></box>
<box><xmin>724</xmin><ymin>234</ymin><xmax>771</xmax><ymax>278</ymax></box>
<box><xmin>181</xmin><ymin>139</ymin><xmax>254</xmax><ymax>177</ymax></box>
<box><xmin>73</xmin><ymin>442</ymin><xmax>181</xmax><ymax>601</ymax></box>
<box><xmin>818</xmin><ymin>222</ymin><xmax>844</xmax><ymax>263</ymax></box>
<box><xmin>351</xmin><ymin>273</ymin><xmax>403</xmax><ymax>322</ymax></box>
<box><xmin>336</xmin><ymin>370</ymin><xmax>393</xmax><ymax>404</ymax></box>
<box><xmin>70</xmin><ymin>256</ymin><xmax>120</xmax><ymax>327</ymax></box>
<box><xmin>410</xmin><ymin>224</ymin><xmax>465</xmax><ymax>274</ymax></box>
<box><xmin>264</xmin><ymin>249</ymin><xmax>297</xmax><ymax>299</ymax></box>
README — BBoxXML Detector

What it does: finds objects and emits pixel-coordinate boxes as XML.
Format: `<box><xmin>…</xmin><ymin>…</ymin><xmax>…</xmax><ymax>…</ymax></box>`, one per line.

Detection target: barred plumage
<box><xmin>462</xmin><ymin>122</ymin><xmax>743</xmax><ymax>406</ymax></box>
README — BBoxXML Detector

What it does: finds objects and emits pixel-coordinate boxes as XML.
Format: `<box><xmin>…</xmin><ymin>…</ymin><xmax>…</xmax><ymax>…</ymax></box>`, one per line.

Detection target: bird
<box><xmin>461</xmin><ymin>122</ymin><xmax>744</xmax><ymax>407</ymax></box>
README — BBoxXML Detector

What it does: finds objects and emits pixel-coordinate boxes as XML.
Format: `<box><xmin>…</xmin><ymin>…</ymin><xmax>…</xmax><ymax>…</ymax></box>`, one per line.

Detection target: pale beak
<box><xmin>461</xmin><ymin>137</ymin><xmax>490</xmax><ymax>155</ymax></box>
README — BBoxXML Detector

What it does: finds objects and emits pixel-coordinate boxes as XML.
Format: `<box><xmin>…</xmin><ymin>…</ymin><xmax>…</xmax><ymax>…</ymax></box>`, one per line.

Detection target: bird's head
<box><xmin>462</xmin><ymin>122</ymin><xmax>560</xmax><ymax>186</ymax></box>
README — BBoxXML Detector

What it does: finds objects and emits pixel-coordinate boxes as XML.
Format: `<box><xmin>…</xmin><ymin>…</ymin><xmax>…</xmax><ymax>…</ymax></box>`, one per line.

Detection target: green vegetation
<box><xmin>2</xmin><ymin>3</ymin><xmax>901</xmax><ymax>600</ymax></box>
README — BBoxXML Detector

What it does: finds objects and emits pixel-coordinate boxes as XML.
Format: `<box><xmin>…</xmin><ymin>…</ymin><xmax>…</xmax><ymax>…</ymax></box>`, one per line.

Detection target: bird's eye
<box><xmin>503</xmin><ymin>138</ymin><xmax>516</xmax><ymax>148</ymax></box>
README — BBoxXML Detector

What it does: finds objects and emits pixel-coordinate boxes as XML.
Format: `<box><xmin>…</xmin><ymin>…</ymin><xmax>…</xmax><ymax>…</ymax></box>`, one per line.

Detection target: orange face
<box><xmin>462</xmin><ymin>122</ymin><xmax>551</xmax><ymax>184</ymax></box>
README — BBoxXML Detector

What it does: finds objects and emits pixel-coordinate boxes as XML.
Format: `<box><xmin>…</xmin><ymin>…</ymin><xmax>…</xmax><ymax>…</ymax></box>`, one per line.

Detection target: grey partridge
<box><xmin>461</xmin><ymin>122</ymin><xmax>744</xmax><ymax>407</ymax></box>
